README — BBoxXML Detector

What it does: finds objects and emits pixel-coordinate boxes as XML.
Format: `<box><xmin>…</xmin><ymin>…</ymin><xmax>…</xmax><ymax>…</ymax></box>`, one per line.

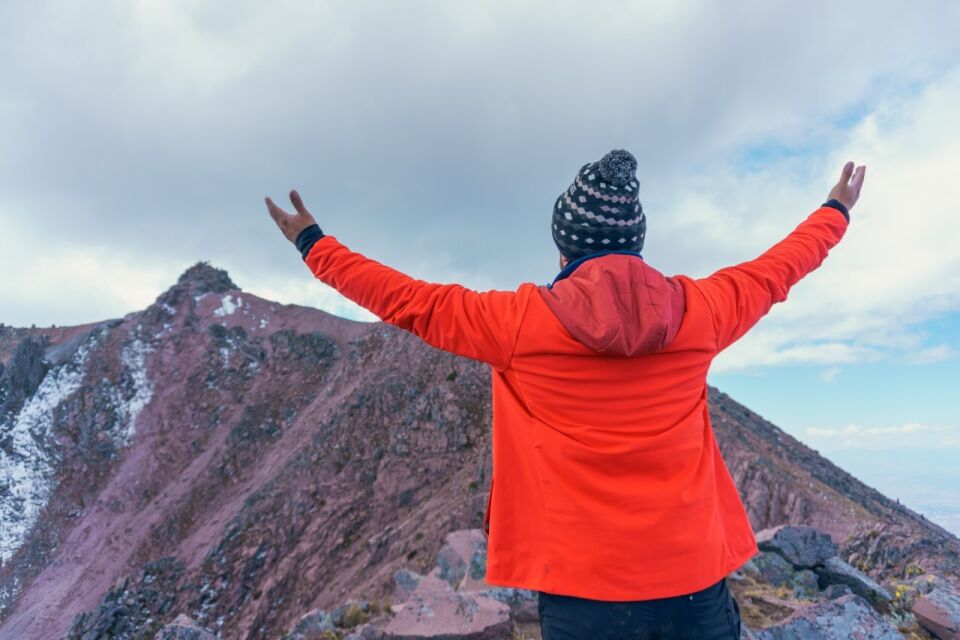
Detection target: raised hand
<box><xmin>265</xmin><ymin>190</ymin><xmax>318</xmax><ymax>244</ymax></box>
<box><xmin>827</xmin><ymin>161</ymin><xmax>866</xmax><ymax>212</ymax></box>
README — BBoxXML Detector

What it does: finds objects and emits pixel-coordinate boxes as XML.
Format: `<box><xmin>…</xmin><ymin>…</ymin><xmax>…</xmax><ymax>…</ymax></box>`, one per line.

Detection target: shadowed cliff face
<box><xmin>0</xmin><ymin>262</ymin><xmax>957</xmax><ymax>640</ymax></box>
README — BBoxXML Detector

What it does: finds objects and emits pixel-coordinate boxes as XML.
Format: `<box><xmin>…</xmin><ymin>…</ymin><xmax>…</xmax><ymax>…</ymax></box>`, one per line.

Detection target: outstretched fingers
<box><xmin>265</xmin><ymin>196</ymin><xmax>292</xmax><ymax>228</ymax></box>
<box><xmin>851</xmin><ymin>165</ymin><xmax>866</xmax><ymax>194</ymax></box>
<box><xmin>290</xmin><ymin>189</ymin><xmax>311</xmax><ymax>217</ymax></box>
<box><xmin>840</xmin><ymin>161</ymin><xmax>854</xmax><ymax>184</ymax></box>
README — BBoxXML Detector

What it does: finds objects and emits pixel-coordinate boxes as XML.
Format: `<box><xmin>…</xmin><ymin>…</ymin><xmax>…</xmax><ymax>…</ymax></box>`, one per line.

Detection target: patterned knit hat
<box><xmin>551</xmin><ymin>148</ymin><xmax>645</xmax><ymax>260</ymax></box>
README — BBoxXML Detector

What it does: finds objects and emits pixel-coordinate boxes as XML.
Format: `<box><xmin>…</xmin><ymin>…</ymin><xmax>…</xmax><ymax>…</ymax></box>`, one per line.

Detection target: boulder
<box><xmin>814</xmin><ymin>557</ymin><xmax>892</xmax><ymax>611</ymax></box>
<box><xmin>911</xmin><ymin>583</ymin><xmax>960</xmax><ymax>640</ymax></box>
<box><xmin>824</xmin><ymin>584</ymin><xmax>853</xmax><ymax>600</ymax></box>
<box><xmin>474</xmin><ymin>587</ymin><xmax>539</xmax><ymax>623</ymax></box>
<box><xmin>331</xmin><ymin>600</ymin><xmax>374</xmax><ymax>629</ymax></box>
<box><xmin>344</xmin><ymin>625</ymin><xmax>386</xmax><ymax>640</ymax></box>
<box><xmin>743</xmin><ymin>551</ymin><xmax>796</xmax><ymax>587</ymax></box>
<box><xmin>283</xmin><ymin>608</ymin><xmax>335</xmax><ymax>639</ymax></box>
<box><xmin>791</xmin><ymin>569</ymin><xmax>819</xmax><ymax>599</ymax></box>
<box><xmin>382</xmin><ymin>571</ymin><xmax>512</xmax><ymax>639</ymax></box>
<box><xmin>154</xmin><ymin>614</ymin><xmax>215</xmax><ymax>640</ymax></box>
<box><xmin>432</xmin><ymin>529</ymin><xmax>537</xmax><ymax>624</ymax></box>
<box><xmin>754</xmin><ymin>594</ymin><xmax>903</xmax><ymax>640</ymax></box>
<box><xmin>755</xmin><ymin>525</ymin><xmax>837</xmax><ymax>569</ymax></box>
<box><xmin>435</xmin><ymin>529</ymin><xmax>491</xmax><ymax>592</ymax></box>
<box><xmin>393</xmin><ymin>569</ymin><xmax>426</xmax><ymax>604</ymax></box>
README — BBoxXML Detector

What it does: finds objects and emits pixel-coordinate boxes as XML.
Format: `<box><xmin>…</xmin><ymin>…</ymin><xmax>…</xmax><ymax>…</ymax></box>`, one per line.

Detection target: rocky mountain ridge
<box><xmin>0</xmin><ymin>261</ymin><xmax>958</xmax><ymax>639</ymax></box>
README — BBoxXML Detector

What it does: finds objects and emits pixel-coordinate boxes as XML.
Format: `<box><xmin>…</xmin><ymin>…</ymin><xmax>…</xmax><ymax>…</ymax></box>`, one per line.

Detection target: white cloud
<box><xmin>804</xmin><ymin>422</ymin><xmax>960</xmax><ymax>450</ymax></box>
<box><xmin>238</xmin><ymin>276</ymin><xmax>379</xmax><ymax>323</ymax></box>
<box><xmin>1</xmin><ymin>0</ymin><xmax>959</xmax><ymax>363</ymax></box>
<box><xmin>0</xmin><ymin>214</ymin><xmax>178</xmax><ymax>326</ymax></box>
<box><xmin>819</xmin><ymin>367</ymin><xmax>842</xmax><ymax>383</ymax></box>
<box><xmin>905</xmin><ymin>344</ymin><xmax>954</xmax><ymax>364</ymax></box>
<box><xmin>691</xmin><ymin>62</ymin><xmax>960</xmax><ymax>372</ymax></box>
<box><xmin>0</xmin><ymin>211</ymin><xmax>380</xmax><ymax>326</ymax></box>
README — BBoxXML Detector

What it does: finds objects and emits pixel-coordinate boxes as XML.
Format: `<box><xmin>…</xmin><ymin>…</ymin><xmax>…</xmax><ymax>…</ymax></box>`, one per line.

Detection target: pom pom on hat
<box><xmin>598</xmin><ymin>148</ymin><xmax>637</xmax><ymax>187</ymax></box>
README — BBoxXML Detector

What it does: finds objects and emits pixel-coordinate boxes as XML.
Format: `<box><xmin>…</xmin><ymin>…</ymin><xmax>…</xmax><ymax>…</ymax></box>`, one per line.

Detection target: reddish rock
<box><xmin>393</xmin><ymin>569</ymin><xmax>426</xmax><ymax>604</ymax></box>
<box><xmin>912</xmin><ymin>584</ymin><xmax>960</xmax><ymax>640</ymax></box>
<box><xmin>382</xmin><ymin>572</ymin><xmax>511</xmax><ymax>639</ymax></box>
<box><xmin>154</xmin><ymin>614</ymin><xmax>215</xmax><ymax>640</ymax></box>
<box><xmin>435</xmin><ymin>529</ymin><xmax>490</xmax><ymax>592</ymax></box>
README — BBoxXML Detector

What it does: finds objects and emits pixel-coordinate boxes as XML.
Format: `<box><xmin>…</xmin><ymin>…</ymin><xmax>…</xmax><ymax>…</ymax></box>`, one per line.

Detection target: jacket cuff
<box><xmin>821</xmin><ymin>199</ymin><xmax>850</xmax><ymax>223</ymax></box>
<box><xmin>295</xmin><ymin>224</ymin><xmax>325</xmax><ymax>260</ymax></box>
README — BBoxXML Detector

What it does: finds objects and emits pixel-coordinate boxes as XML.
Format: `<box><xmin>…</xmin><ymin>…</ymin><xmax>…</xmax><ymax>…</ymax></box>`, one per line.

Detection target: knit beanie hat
<box><xmin>551</xmin><ymin>148</ymin><xmax>645</xmax><ymax>260</ymax></box>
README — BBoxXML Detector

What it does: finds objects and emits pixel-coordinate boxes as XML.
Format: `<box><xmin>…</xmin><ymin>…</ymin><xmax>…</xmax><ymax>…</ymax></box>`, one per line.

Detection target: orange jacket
<box><xmin>303</xmin><ymin>204</ymin><xmax>849</xmax><ymax>600</ymax></box>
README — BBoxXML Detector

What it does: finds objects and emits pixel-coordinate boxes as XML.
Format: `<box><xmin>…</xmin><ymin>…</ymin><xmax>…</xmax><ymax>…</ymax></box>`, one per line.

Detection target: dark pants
<box><xmin>537</xmin><ymin>577</ymin><xmax>742</xmax><ymax>640</ymax></box>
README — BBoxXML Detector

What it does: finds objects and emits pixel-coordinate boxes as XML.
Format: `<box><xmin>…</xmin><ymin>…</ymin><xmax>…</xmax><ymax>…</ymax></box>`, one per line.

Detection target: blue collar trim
<box><xmin>547</xmin><ymin>249</ymin><xmax>644</xmax><ymax>289</ymax></box>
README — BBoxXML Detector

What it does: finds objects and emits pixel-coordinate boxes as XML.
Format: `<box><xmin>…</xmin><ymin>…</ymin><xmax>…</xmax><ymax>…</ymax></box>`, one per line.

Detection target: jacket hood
<box><xmin>537</xmin><ymin>251</ymin><xmax>686</xmax><ymax>356</ymax></box>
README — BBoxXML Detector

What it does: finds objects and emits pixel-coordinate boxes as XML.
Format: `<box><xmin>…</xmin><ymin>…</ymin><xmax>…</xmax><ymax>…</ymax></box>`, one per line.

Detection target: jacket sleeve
<box><xmin>302</xmin><ymin>234</ymin><xmax>531</xmax><ymax>372</ymax></box>
<box><xmin>692</xmin><ymin>204</ymin><xmax>849</xmax><ymax>352</ymax></box>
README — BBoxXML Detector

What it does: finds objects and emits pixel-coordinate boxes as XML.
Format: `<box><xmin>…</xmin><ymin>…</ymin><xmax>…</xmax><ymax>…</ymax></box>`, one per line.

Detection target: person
<box><xmin>265</xmin><ymin>150</ymin><xmax>865</xmax><ymax>639</ymax></box>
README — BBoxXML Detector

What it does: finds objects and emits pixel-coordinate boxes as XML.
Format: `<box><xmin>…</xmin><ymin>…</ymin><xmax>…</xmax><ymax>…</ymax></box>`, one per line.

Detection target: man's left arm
<box><xmin>266</xmin><ymin>191</ymin><xmax>531</xmax><ymax>372</ymax></box>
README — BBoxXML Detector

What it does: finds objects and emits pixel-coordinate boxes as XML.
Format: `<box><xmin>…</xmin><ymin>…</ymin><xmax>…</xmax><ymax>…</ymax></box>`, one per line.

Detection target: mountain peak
<box><xmin>175</xmin><ymin>261</ymin><xmax>238</xmax><ymax>295</ymax></box>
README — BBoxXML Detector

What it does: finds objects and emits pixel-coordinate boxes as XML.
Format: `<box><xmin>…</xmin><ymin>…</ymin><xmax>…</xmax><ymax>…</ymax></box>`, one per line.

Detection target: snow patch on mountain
<box><xmin>108</xmin><ymin>337</ymin><xmax>155</xmax><ymax>447</ymax></box>
<box><xmin>213</xmin><ymin>294</ymin><xmax>242</xmax><ymax>317</ymax></box>
<box><xmin>0</xmin><ymin>332</ymin><xmax>99</xmax><ymax>563</ymax></box>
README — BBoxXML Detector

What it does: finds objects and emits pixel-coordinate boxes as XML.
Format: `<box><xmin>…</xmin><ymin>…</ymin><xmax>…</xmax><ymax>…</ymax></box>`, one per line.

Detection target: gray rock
<box><xmin>283</xmin><ymin>608</ymin><xmax>335</xmax><ymax>639</ymax></box>
<box><xmin>382</xmin><ymin>571</ymin><xmax>511</xmax><ymax>639</ymax></box>
<box><xmin>824</xmin><ymin>584</ymin><xmax>854</xmax><ymax>599</ymax></box>
<box><xmin>814</xmin><ymin>557</ymin><xmax>892</xmax><ymax>611</ymax></box>
<box><xmin>176</xmin><ymin>261</ymin><xmax>237</xmax><ymax>294</ymax></box>
<box><xmin>475</xmin><ymin>587</ymin><xmax>538</xmax><ymax>623</ymax></box>
<box><xmin>330</xmin><ymin>599</ymin><xmax>372</xmax><ymax>628</ymax></box>
<box><xmin>754</xmin><ymin>594</ymin><xmax>903</xmax><ymax>639</ymax></box>
<box><xmin>154</xmin><ymin>614</ymin><xmax>215</xmax><ymax>640</ymax></box>
<box><xmin>394</xmin><ymin>569</ymin><xmax>425</xmax><ymax>604</ymax></box>
<box><xmin>0</xmin><ymin>336</ymin><xmax>49</xmax><ymax>419</ymax></box>
<box><xmin>791</xmin><ymin>569</ymin><xmax>819</xmax><ymax>598</ymax></box>
<box><xmin>435</xmin><ymin>529</ymin><xmax>488</xmax><ymax>591</ymax></box>
<box><xmin>343</xmin><ymin>624</ymin><xmax>386</xmax><ymax>640</ymax></box>
<box><xmin>893</xmin><ymin>572</ymin><xmax>948</xmax><ymax>604</ymax></box>
<box><xmin>911</xmin><ymin>582</ymin><xmax>960</xmax><ymax>640</ymax></box>
<box><xmin>744</xmin><ymin>551</ymin><xmax>796</xmax><ymax>587</ymax></box>
<box><xmin>435</xmin><ymin>529</ymin><xmax>535</xmax><ymax>623</ymax></box>
<box><xmin>755</xmin><ymin>525</ymin><xmax>838</xmax><ymax>569</ymax></box>
<box><xmin>44</xmin><ymin>328</ymin><xmax>94</xmax><ymax>367</ymax></box>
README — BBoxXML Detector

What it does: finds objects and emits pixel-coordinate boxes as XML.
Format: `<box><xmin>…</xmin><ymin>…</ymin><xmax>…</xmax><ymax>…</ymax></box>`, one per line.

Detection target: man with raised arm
<box><xmin>265</xmin><ymin>151</ymin><xmax>865</xmax><ymax>640</ymax></box>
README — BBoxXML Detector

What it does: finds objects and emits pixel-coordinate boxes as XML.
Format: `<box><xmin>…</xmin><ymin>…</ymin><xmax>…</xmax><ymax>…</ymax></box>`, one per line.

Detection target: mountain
<box><xmin>0</xmin><ymin>262</ymin><xmax>957</xmax><ymax>639</ymax></box>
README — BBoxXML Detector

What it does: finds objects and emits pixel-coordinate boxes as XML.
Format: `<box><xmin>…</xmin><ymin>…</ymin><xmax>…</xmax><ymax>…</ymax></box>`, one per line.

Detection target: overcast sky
<box><xmin>2</xmin><ymin>0</ymin><xmax>959</xmax><ymax>533</ymax></box>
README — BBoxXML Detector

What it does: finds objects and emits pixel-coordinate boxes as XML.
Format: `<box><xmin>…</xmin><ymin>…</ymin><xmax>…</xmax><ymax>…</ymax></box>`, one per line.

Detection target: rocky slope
<box><xmin>0</xmin><ymin>262</ymin><xmax>957</xmax><ymax>639</ymax></box>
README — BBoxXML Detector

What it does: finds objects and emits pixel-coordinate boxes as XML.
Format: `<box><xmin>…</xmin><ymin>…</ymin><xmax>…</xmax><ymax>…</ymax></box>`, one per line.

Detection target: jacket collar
<box><xmin>538</xmin><ymin>251</ymin><xmax>685</xmax><ymax>356</ymax></box>
<box><xmin>548</xmin><ymin>249</ymin><xmax>644</xmax><ymax>289</ymax></box>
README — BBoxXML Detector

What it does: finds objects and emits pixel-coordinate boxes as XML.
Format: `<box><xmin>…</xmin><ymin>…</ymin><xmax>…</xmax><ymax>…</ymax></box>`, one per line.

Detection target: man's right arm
<box><xmin>693</xmin><ymin>202</ymin><xmax>849</xmax><ymax>352</ymax></box>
